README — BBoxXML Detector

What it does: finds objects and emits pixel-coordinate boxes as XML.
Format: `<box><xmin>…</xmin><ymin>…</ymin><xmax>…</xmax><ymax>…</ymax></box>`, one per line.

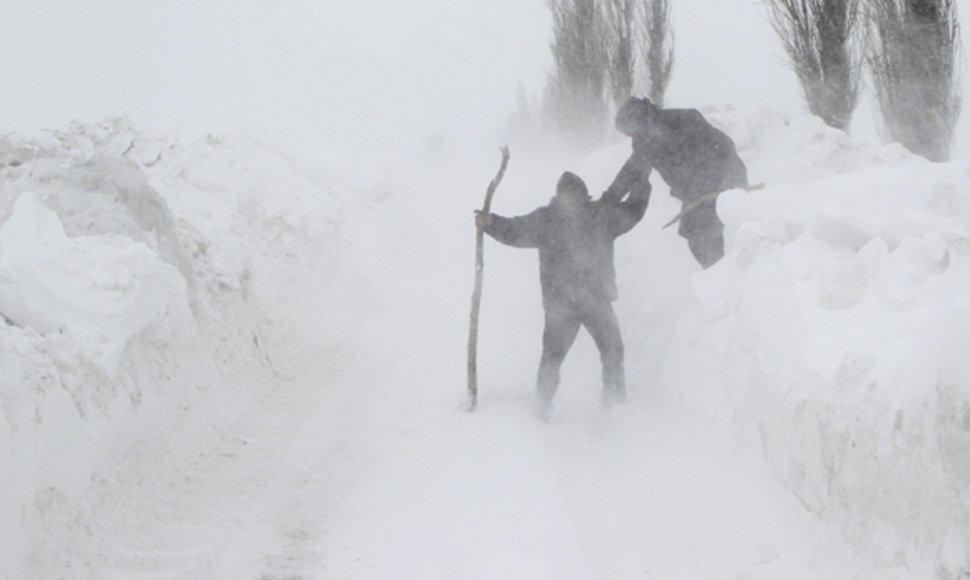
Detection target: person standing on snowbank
<box><xmin>605</xmin><ymin>97</ymin><xmax>750</xmax><ymax>268</ymax></box>
<box><xmin>475</xmin><ymin>171</ymin><xmax>650</xmax><ymax>414</ymax></box>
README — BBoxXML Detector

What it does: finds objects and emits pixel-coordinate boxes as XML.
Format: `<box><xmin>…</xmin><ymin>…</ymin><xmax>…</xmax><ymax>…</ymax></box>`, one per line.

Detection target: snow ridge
<box><xmin>0</xmin><ymin>117</ymin><xmax>344</xmax><ymax>578</ymax></box>
<box><xmin>662</xmin><ymin>109</ymin><xmax>970</xmax><ymax>577</ymax></box>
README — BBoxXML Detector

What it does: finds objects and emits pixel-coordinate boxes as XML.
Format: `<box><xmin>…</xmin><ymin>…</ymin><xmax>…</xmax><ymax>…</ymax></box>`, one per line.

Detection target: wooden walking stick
<box><xmin>467</xmin><ymin>146</ymin><xmax>510</xmax><ymax>411</ymax></box>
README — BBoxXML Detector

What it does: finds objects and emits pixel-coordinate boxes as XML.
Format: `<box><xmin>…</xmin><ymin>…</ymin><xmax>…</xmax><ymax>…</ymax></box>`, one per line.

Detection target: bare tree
<box><xmin>544</xmin><ymin>0</ymin><xmax>611</xmax><ymax>144</ymax></box>
<box><xmin>766</xmin><ymin>0</ymin><xmax>863</xmax><ymax>131</ymax></box>
<box><xmin>638</xmin><ymin>0</ymin><xmax>675</xmax><ymax>106</ymax></box>
<box><xmin>866</xmin><ymin>0</ymin><xmax>962</xmax><ymax>161</ymax></box>
<box><xmin>605</xmin><ymin>0</ymin><xmax>637</xmax><ymax>108</ymax></box>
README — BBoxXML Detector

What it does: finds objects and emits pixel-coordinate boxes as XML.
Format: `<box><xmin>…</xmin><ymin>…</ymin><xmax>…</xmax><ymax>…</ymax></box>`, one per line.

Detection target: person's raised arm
<box><xmin>476</xmin><ymin>208</ymin><xmax>544</xmax><ymax>248</ymax></box>
<box><xmin>603</xmin><ymin>145</ymin><xmax>651</xmax><ymax>202</ymax></box>
<box><xmin>603</xmin><ymin>179</ymin><xmax>651</xmax><ymax>236</ymax></box>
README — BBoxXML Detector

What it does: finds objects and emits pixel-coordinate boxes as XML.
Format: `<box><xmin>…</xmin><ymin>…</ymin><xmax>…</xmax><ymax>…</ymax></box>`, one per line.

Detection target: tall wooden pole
<box><xmin>467</xmin><ymin>146</ymin><xmax>510</xmax><ymax>411</ymax></box>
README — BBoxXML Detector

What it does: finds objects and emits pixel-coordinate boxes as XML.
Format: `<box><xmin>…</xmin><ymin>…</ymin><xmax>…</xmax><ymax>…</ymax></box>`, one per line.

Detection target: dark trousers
<box><xmin>677</xmin><ymin>200</ymin><xmax>724</xmax><ymax>268</ymax></box>
<box><xmin>537</xmin><ymin>299</ymin><xmax>625</xmax><ymax>403</ymax></box>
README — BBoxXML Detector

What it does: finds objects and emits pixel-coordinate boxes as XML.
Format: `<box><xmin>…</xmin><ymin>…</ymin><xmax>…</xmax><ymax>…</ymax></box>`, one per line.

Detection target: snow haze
<box><xmin>0</xmin><ymin>0</ymin><xmax>549</xmax><ymax>163</ymax></box>
<box><xmin>3</xmin><ymin>2</ymin><xmax>970</xmax><ymax>579</ymax></box>
<box><xmin>5</xmin><ymin>0</ymin><xmax>965</xmax><ymax>160</ymax></box>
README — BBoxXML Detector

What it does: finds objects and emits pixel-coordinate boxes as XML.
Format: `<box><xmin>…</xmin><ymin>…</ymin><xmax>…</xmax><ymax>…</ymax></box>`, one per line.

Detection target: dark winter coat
<box><xmin>607</xmin><ymin>108</ymin><xmax>748</xmax><ymax>202</ymax></box>
<box><xmin>484</xmin><ymin>189</ymin><xmax>649</xmax><ymax>308</ymax></box>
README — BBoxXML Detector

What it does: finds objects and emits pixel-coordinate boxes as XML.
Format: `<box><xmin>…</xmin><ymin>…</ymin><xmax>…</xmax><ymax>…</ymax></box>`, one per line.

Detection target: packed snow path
<box><xmin>35</xmin><ymin>305</ymin><xmax>892</xmax><ymax>580</ymax></box>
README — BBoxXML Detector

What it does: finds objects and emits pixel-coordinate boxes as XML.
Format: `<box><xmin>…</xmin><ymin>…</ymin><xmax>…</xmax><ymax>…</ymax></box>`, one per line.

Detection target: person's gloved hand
<box><xmin>474</xmin><ymin>210</ymin><xmax>492</xmax><ymax>230</ymax></box>
<box><xmin>600</xmin><ymin>189</ymin><xmax>624</xmax><ymax>203</ymax></box>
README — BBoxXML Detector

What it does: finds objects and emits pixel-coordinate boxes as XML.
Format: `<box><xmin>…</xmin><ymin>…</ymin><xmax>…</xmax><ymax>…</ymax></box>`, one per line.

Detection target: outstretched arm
<box><xmin>603</xmin><ymin>156</ymin><xmax>640</xmax><ymax>202</ymax></box>
<box><xmin>476</xmin><ymin>208</ymin><xmax>544</xmax><ymax>248</ymax></box>
<box><xmin>603</xmin><ymin>179</ymin><xmax>651</xmax><ymax>236</ymax></box>
<box><xmin>603</xmin><ymin>147</ymin><xmax>651</xmax><ymax>202</ymax></box>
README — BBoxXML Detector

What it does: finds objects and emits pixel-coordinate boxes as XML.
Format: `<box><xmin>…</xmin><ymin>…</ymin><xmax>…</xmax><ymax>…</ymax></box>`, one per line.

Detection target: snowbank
<box><xmin>0</xmin><ymin>118</ymin><xmax>345</xmax><ymax>578</ymax></box>
<box><xmin>633</xmin><ymin>109</ymin><xmax>970</xmax><ymax>577</ymax></box>
<box><xmin>4</xmin><ymin>107</ymin><xmax>969</xmax><ymax>577</ymax></box>
<box><xmin>0</xmin><ymin>192</ymin><xmax>190</xmax><ymax>374</ymax></box>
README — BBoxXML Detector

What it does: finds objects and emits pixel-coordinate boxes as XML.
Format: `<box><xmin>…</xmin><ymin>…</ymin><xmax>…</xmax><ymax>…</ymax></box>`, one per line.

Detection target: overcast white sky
<box><xmin>0</xmin><ymin>0</ymin><xmax>966</xmax><ymax>162</ymax></box>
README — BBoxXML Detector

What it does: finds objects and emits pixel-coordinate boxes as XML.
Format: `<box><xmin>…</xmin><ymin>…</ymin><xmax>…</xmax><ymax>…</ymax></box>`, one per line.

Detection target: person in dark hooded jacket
<box><xmin>605</xmin><ymin>96</ymin><xmax>749</xmax><ymax>268</ymax></box>
<box><xmin>475</xmin><ymin>171</ymin><xmax>650</xmax><ymax>412</ymax></box>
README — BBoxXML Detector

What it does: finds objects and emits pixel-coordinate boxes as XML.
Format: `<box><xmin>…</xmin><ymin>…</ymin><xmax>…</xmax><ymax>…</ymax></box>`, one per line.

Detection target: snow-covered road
<box><xmin>31</xmin><ymin>268</ymin><xmax>896</xmax><ymax>580</ymax></box>
<box><xmin>38</xmin><ymin>333</ymin><xmax>894</xmax><ymax>580</ymax></box>
<box><xmin>9</xmin><ymin>115</ymin><xmax>966</xmax><ymax>578</ymax></box>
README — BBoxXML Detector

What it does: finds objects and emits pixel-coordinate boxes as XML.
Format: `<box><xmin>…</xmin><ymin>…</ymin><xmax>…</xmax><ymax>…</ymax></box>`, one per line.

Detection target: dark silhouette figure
<box><xmin>476</xmin><ymin>171</ymin><xmax>650</xmax><ymax>413</ymax></box>
<box><xmin>606</xmin><ymin>97</ymin><xmax>749</xmax><ymax>268</ymax></box>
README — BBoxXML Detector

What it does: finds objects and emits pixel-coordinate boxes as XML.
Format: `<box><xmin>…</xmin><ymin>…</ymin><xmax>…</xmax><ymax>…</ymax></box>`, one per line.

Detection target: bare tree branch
<box><xmin>605</xmin><ymin>0</ymin><xmax>637</xmax><ymax>108</ymax></box>
<box><xmin>638</xmin><ymin>0</ymin><xmax>674</xmax><ymax>106</ymax></box>
<box><xmin>865</xmin><ymin>0</ymin><xmax>962</xmax><ymax>161</ymax></box>
<box><xmin>543</xmin><ymin>0</ymin><xmax>612</xmax><ymax>144</ymax></box>
<box><xmin>766</xmin><ymin>0</ymin><xmax>863</xmax><ymax>131</ymax></box>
